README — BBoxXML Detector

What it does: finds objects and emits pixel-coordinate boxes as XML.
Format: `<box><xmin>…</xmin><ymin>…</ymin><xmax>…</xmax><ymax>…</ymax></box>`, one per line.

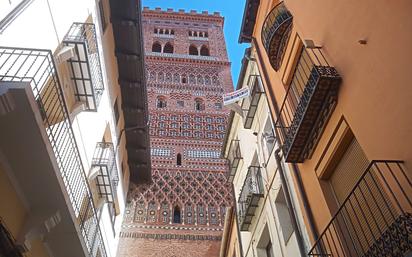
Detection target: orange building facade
<box><xmin>237</xmin><ymin>0</ymin><xmax>412</xmax><ymax>256</ymax></box>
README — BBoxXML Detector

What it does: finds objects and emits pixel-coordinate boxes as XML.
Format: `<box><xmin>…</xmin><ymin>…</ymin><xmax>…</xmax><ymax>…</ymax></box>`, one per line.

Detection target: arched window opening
<box><xmin>173</xmin><ymin>206</ymin><xmax>181</xmax><ymax>223</ymax></box>
<box><xmin>171</xmin><ymin>30</ymin><xmax>175</xmax><ymax>35</ymax></box>
<box><xmin>152</xmin><ymin>42</ymin><xmax>161</xmax><ymax>52</ymax></box>
<box><xmin>181</xmin><ymin>76</ymin><xmax>187</xmax><ymax>84</ymax></box>
<box><xmin>189</xmin><ymin>45</ymin><xmax>198</xmax><ymax>55</ymax></box>
<box><xmin>195</xmin><ymin>98</ymin><xmax>204</xmax><ymax>111</ymax></box>
<box><xmin>157</xmin><ymin>96</ymin><xmax>167</xmax><ymax>108</ymax></box>
<box><xmin>163</xmin><ymin>42</ymin><xmax>174</xmax><ymax>53</ymax></box>
<box><xmin>200</xmin><ymin>45</ymin><xmax>210</xmax><ymax>56</ymax></box>
<box><xmin>159</xmin><ymin>29</ymin><xmax>164</xmax><ymax>34</ymax></box>
<box><xmin>177</xmin><ymin>153</ymin><xmax>182</xmax><ymax>166</ymax></box>
<box><xmin>154</xmin><ymin>28</ymin><xmax>158</xmax><ymax>34</ymax></box>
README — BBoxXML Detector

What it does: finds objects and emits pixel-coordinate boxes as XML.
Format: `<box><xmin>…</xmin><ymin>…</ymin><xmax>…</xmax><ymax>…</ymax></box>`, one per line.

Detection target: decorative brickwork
<box><xmin>117</xmin><ymin>7</ymin><xmax>233</xmax><ymax>257</ymax></box>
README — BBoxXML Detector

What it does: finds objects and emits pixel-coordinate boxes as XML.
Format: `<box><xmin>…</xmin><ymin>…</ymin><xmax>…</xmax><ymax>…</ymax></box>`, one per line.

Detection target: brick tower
<box><xmin>117</xmin><ymin>7</ymin><xmax>233</xmax><ymax>257</ymax></box>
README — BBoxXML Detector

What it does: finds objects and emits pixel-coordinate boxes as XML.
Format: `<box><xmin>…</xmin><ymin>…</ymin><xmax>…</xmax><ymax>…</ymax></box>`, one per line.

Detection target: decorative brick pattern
<box><xmin>117</xmin><ymin>7</ymin><xmax>233</xmax><ymax>257</ymax></box>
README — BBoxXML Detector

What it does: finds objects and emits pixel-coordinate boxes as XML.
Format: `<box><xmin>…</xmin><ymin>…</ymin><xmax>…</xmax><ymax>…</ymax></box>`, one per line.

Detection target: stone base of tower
<box><xmin>117</xmin><ymin>226</ymin><xmax>222</xmax><ymax>257</ymax></box>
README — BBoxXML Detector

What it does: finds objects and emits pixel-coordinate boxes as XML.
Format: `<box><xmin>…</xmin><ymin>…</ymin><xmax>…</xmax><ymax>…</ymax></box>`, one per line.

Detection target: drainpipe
<box><xmin>251</xmin><ymin>37</ymin><xmax>319</xmax><ymax>250</ymax></box>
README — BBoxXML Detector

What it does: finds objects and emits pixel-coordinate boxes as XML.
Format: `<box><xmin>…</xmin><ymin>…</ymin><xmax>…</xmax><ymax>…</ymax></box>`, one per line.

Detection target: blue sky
<box><xmin>142</xmin><ymin>0</ymin><xmax>249</xmax><ymax>88</ymax></box>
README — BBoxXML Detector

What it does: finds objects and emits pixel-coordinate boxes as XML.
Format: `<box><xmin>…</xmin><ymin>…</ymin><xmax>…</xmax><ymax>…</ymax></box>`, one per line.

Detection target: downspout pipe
<box><xmin>251</xmin><ymin>37</ymin><xmax>319</xmax><ymax>250</ymax></box>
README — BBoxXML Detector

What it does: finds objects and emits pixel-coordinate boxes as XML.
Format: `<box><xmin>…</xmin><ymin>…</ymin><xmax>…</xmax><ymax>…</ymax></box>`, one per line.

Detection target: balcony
<box><xmin>227</xmin><ymin>139</ymin><xmax>242</xmax><ymax>182</ymax></box>
<box><xmin>63</xmin><ymin>22</ymin><xmax>104</xmax><ymax>111</ymax></box>
<box><xmin>91</xmin><ymin>142</ymin><xmax>119</xmax><ymax>204</ymax></box>
<box><xmin>261</xmin><ymin>2</ymin><xmax>293</xmax><ymax>71</ymax></box>
<box><xmin>238</xmin><ymin>166</ymin><xmax>264</xmax><ymax>231</ymax></box>
<box><xmin>275</xmin><ymin>47</ymin><xmax>341</xmax><ymax>163</ymax></box>
<box><xmin>0</xmin><ymin>47</ymin><xmax>107</xmax><ymax>257</ymax></box>
<box><xmin>309</xmin><ymin>160</ymin><xmax>412</xmax><ymax>257</ymax></box>
<box><xmin>242</xmin><ymin>75</ymin><xmax>263</xmax><ymax>129</ymax></box>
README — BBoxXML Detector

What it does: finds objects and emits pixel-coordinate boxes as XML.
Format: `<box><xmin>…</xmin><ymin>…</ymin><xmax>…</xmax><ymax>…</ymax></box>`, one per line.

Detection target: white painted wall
<box><xmin>0</xmin><ymin>1</ymin><xmax>125</xmax><ymax>256</ymax></box>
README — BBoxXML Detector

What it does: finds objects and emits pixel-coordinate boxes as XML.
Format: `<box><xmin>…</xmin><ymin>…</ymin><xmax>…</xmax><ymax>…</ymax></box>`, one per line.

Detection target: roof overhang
<box><xmin>238</xmin><ymin>0</ymin><xmax>260</xmax><ymax>43</ymax></box>
<box><xmin>109</xmin><ymin>0</ymin><xmax>151</xmax><ymax>183</ymax></box>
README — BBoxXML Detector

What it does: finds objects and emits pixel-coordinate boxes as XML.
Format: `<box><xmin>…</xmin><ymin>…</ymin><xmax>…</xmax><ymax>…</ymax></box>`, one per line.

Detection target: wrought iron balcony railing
<box><xmin>275</xmin><ymin>47</ymin><xmax>341</xmax><ymax>163</ymax></box>
<box><xmin>238</xmin><ymin>166</ymin><xmax>264</xmax><ymax>231</ymax></box>
<box><xmin>242</xmin><ymin>75</ymin><xmax>263</xmax><ymax>129</ymax></box>
<box><xmin>261</xmin><ymin>2</ymin><xmax>293</xmax><ymax>71</ymax></box>
<box><xmin>309</xmin><ymin>160</ymin><xmax>412</xmax><ymax>257</ymax></box>
<box><xmin>63</xmin><ymin>22</ymin><xmax>104</xmax><ymax>111</ymax></box>
<box><xmin>92</xmin><ymin>142</ymin><xmax>119</xmax><ymax>204</ymax></box>
<box><xmin>227</xmin><ymin>139</ymin><xmax>242</xmax><ymax>182</ymax></box>
<box><xmin>0</xmin><ymin>47</ymin><xmax>107</xmax><ymax>257</ymax></box>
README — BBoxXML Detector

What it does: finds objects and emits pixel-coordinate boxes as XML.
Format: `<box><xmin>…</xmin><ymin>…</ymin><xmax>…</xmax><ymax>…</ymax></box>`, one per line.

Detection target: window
<box><xmin>177</xmin><ymin>100</ymin><xmax>184</xmax><ymax>108</ymax></box>
<box><xmin>157</xmin><ymin>96</ymin><xmax>167</xmax><ymax>108</ymax></box>
<box><xmin>152</xmin><ymin>42</ymin><xmax>161</xmax><ymax>52</ymax></box>
<box><xmin>200</xmin><ymin>45</ymin><xmax>210</xmax><ymax>56</ymax></box>
<box><xmin>187</xmin><ymin>149</ymin><xmax>220</xmax><ymax>159</ymax></box>
<box><xmin>275</xmin><ymin>187</ymin><xmax>294</xmax><ymax>242</ymax></box>
<box><xmin>195</xmin><ymin>98</ymin><xmax>204</xmax><ymax>111</ymax></box>
<box><xmin>177</xmin><ymin>153</ymin><xmax>182</xmax><ymax>166</ymax></box>
<box><xmin>181</xmin><ymin>76</ymin><xmax>187</xmax><ymax>83</ymax></box>
<box><xmin>217</xmin><ymin>125</ymin><xmax>225</xmax><ymax>131</ymax></box>
<box><xmin>206</xmin><ymin>124</ymin><xmax>213</xmax><ymax>130</ymax></box>
<box><xmin>163</xmin><ymin>42</ymin><xmax>174</xmax><ymax>53</ymax></box>
<box><xmin>150</xmin><ymin>148</ymin><xmax>172</xmax><ymax>156</ymax></box>
<box><xmin>171</xmin><ymin>122</ymin><xmax>178</xmax><ymax>128</ymax></box>
<box><xmin>173</xmin><ymin>206</ymin><xmax>181</xmax><ymax>223</ymax></box>
<box><xmin>113</xmin><ymin>98</ymin><xmax>120</xmax><ymax>124</ymax></box>
<box><xmin>214</xmin><ymin>102</ymin><xmax>222</xmax><ymax>110</ymax></box>
<box><xmin>98</xmin><ymin>0</ymin><xmax>107</xmax><ymax>33</ymax></box>
<box><xmin>189</xmin><ymin>45</ymin><xmax>198</xmax><ymax>55</ymax></box>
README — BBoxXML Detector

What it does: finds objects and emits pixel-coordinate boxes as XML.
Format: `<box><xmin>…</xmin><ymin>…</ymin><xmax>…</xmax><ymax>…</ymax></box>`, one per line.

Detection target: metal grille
<box><xmin>309</xmin><ymin>161</ymin><xmax>412</xmax><ymax>257</ymax></box>
<box><xmin>238</xmin><ymin>166</ymin><xmax>264</xmax><ymax>231</ymax></box>
<box><xmin>63</xmin><ymin>22</ymin><xmax>104</xmax><ymax>111</ymax></box>
<box><xmin>227</xmin><ymin>139</ymin><xmax>242</xmax><ymax>182</ymax></box>
<box><xmin>275</xmin><ymin>46</ymin><xmax>341</xmax><ymax>163</ymax></box>
<box><xmin>92</xmin><ymin>142</ymin><xmax>119</xmax><ymax>203</ymax></box>
<box><xmin>261</xmin><ymin>1</ymin><xmax>293</xmax><ymax>71</ymax></box>
<box><xmin>0</xmin><ymin>47</ymin><xmax>107</xmax><ymax>257</ymax></box>
<box><xmin>241</xmin><ymin>75</ymin><xmax>263</xmax><ymax>129</ymax></box>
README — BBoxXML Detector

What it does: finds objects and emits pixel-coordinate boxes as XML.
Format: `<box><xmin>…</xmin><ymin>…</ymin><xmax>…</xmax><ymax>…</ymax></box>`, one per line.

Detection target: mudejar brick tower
<box><xmin>117</xmin><ymin>7</ymin><xmax>234</xmax><ymax>257</ymax></box>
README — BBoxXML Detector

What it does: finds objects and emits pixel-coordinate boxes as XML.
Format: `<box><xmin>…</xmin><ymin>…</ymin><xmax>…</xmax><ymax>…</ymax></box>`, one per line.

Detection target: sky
<box><xmin>142</xmin><ymin>0</ymin><xmax>249</xmax><ymax>88</ymax></box>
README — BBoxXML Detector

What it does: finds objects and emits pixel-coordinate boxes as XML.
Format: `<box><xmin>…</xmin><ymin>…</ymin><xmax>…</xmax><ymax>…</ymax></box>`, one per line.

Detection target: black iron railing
<box><xmin>275</xmin><ymin>47</ymin><xmax>341</xmax><ymax>163</ymax></box>
<box><xmin>63</xmin><ymin>22</ymin><xmax>104</xmax><ymax>111</ymax></box>
<box><xmin>242</xmin><ymin>75</ymin><xmax>263</xmax><ymax>129</ymax></box>
<box><xmin>0</xmin><ymin>47</ymin><xmax>107</xmax><ymax>257</ymax></box>
<box><xmin>92</xmin><ymin>142</ymin><xmax>119</xmax><ymax>204</ymax></box>
<box><xmin>261</xmin><ymin>2</ymin><xmax>293</xmax><ymax>71</ymax></box>
<box><xmin>309</xmin><ymin>160</ymin><xmax>412</xmax><ymax>257</ymax></box>
<box><xmin>238</xmin><ymin>166</ymin><xmax>264</xmax><ymax>231</ymax></box>
<box><xmin>227</xmin><ymin>139</ymin><xmax>242</xmax><ymax>182</ymax></box>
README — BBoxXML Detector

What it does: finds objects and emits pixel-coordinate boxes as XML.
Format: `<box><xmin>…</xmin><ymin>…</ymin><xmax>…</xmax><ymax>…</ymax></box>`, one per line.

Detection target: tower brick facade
<box><xmin>117</xmin><ymin>8</ymin><xmax>233</xmax><ymax>257</ymax></box>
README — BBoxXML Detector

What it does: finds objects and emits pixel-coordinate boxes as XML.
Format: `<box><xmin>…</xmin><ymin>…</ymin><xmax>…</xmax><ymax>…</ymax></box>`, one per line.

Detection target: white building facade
<box><xmin>222</xmin><ymin>47</ymin><xmax>310</xmax><ymax>257</ymax></box>
<box><xmin>0</xmin><ymin>0</ymin><xmax>149</xmax><ymax>256</ymax></box>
